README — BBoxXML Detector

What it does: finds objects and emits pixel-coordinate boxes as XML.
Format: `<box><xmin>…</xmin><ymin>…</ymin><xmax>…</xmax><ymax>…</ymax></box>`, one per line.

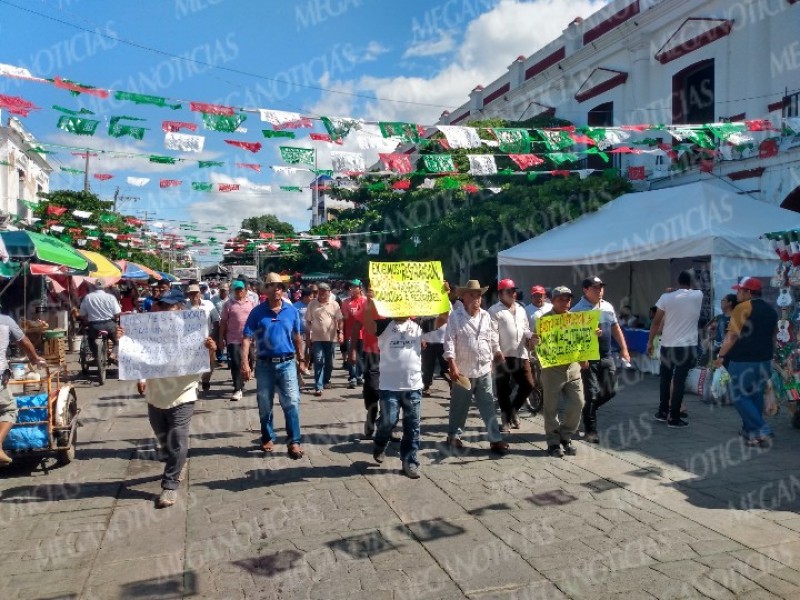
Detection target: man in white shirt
<box><xmin>489</xmin><ymin>279</ymin><xmax>533</xmax><ymax>431</ymax></box>
<box><xmin>78</xmin><ymin>283</ymin><xmax>122</xmax><ymax>364</ymax></box>
<box><xmin>525</xmin><ymin>285</ymin><xmax>552</xmax><ymax>332</ymax></box>
<box><xmin>187</xmin><ymin>284</ymin><xmax>220</xmax><ymax>393</ymax></box>
<box><xmin>444</xmin><ymin>280</ymin><xmax>508</xmax><ymax>455</ymax></box>
<box><xmin>363</xmin><ymin>301</ymin><xmax>424</xmax><ymax>479</ymax></box>
<box><xmin>647</xmin><ymin>270</ymin><xmax>703</xmax><ymax>428</ymax></box>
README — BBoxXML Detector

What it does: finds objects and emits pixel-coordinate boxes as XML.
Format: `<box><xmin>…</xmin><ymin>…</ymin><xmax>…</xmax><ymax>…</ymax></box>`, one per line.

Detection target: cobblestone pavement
<box><xmin>4</xmin><ymin>358</ymin><xmax>800</xmax><ymax>599</ymax></box>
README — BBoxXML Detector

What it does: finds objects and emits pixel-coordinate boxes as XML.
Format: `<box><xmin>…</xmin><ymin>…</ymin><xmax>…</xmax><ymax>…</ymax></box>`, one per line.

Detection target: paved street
<box><xmin>4</xmin><ymin>357</ymin><xmax>800</xmax><ymax>600</ymax></box>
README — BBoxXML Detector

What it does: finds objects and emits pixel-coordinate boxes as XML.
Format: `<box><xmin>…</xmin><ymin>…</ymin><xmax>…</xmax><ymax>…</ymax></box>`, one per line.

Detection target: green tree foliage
<box><xmin>240</xmin><ymin>215</ymin><xmax>296</xmax><ymax>237</ymax></box>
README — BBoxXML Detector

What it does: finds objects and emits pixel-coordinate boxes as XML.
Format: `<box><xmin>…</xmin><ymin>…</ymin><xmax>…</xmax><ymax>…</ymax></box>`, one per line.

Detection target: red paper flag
<box><xmin>327</xmin><ymin>239</ymin><xmax>342</xmax><ymax>249</ymax></box>
<box><xmin>90</xmin><ymin>240</ymin><xmax>101</xmax><ymax>250</ymax></box>
<box><xmin>218</xmin><ymin>183</ymin><xmax>240</xmax><ymax>192</ymax></box>
<box><xmin>745</xmin><ymin>119</ymin><xmax>776</xmax><ymax>132</ymax></box>
<box><xmin>46</xmin><ymin>205</ymin><xmax>68</xmax><ymax>216</ymax></box>
<box><xmin>384</xmin><ymin>244</ymin><xmax>399</xmax><ymax>254</ymax></box>
<box><xmin>550</xmin><ymin>170</ymin><xmax>572</xmax><ymax>178</ymax></box>
<box><xmin>379</xmin><ymin>153</ymin><xmax>412</xmax><ymax>174</ymax></box>
<box><xmin>160</xmin><ymin>179</ymin><xmax>182</xmax><ymax>188</ymax></box>
<box><xmin>266</xmin><ymin>243</ymin><xmax>280</xmax><ymax>251</ymax></box>
<box><xmin>0</xmin><ymin>94</ymin><xmax>39</xmax><ymax>117</ymax></box>
<box><xmin>236</xmin><ymin>163</ymin><xmax>261</xmax><ymax>172</ymax></box>
<box><xmin>162</xmin><ymin>120</ymin><xmax>197</xmax><ymax>133</ymax></box>
<box><xmin>125</xmin><ymin>217</ymin><xmax>143</xmax><ymax>226</ymax></box>
<box><xmin>699</xmin><ymin>160</ymin><xmax>715</xmax><ymax>173</ymax></box>
<box><xmin>508</xmin><ymin>154</ymin><xmax>545</xmax><ymax>170</ymax></box>
<box><xmin>190</xmin><ymin>101</ymin><xmax>234</xmax><ymax>116</ymax></box>
<box><xmin>627</xmin><ymin>166</ymin><xmax>646</xmax><ymax>180</ymax></box>
<box><xmin>569</xmin><ymin>133</ymin><xmax>596</xmax><ymax>145</ymax></box>
<box><xmin>462</xmin><ymin>184</ymin><xmax>480</xmax><ymax>193</ymax></box>
<box><xmin>609</xmin><ymin>146</ymin><xmax>640</xmax><ymax>154</ymax></box>
<box><xmin>392</xmin><ymin>179</ymin><xmax>411</xmax><ymax>190</ymax></box>
<box><xmin>93</xmin><ymin>173</ymin><xmax>113</xmax><ymax>181</ymax></box>
<box><xmin>274</xmin><ymin>117</ymin><xmax>313</xmax><ymax>130</ymax></box>
<box><xmin>259</xmin><ymin>232</ymin><xmax>275</xmax><ymax>239</ymax></box>
<box><xmin>71</xmin><ymin>152</ymin><xmax>98</xmax><ymax>158</ymax></box>
<box><xmin>759</xmin><ymin>138</ymin><xmax>779</xmax><ymax>159</ymax></box>
<box><xmin>620</xmin><ymin>124</ymin><xmax>650</xmax><ymax>131</ymax></box>
<box><xmin>53</xmin><ymin>76</ymin><xmax>109</xmax><ymax>98</ymax></box>
<box><xmin>224</xmin><ymin>140</ymin><xmax>262</xmax><ymax>153</ymax></box>
<box><xmin>309</xmin><ymin>133</ymin><xmax>342</xmax><ymax>144</ymax></box>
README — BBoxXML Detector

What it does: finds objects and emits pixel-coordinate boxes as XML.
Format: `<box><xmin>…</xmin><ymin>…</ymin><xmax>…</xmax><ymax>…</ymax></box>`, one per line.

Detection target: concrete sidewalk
<box><xmin>3</xmin><ymin>358</ymin><xmax>800</xmax><ymax>599</ymax></box>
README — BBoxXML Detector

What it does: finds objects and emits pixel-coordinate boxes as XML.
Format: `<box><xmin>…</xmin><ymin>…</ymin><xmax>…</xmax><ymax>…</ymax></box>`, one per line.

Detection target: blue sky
<box><xmin>0</xmin><ymin>0</ymin><xmax>605</xmax><ymax>259</ymax></box>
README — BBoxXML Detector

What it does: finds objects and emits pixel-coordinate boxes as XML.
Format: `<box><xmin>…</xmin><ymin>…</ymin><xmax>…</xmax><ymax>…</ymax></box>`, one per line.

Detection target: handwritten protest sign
<box><xmin>118</xmin><ymin>310</ymin><xmax>209</xmax><ymax>380</ymax></box>
<box><xmin>536</xmin><ymin>310</ymin><xmax>600</xmax><ymax>368</ymax></box>
<box><xmin>369</xmin><ymin>261</ymin><xmax>450</xmax><ymax>318</ymax></box>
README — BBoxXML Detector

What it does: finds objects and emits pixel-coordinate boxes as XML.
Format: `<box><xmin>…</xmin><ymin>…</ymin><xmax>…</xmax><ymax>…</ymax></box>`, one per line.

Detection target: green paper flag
<box><xmin>312</xmin><ymin>169</ymin><xmax>333</xmax><ymax>177</ymax></box>
<box><xmin>321</xmin><ymin>116</ymin><xmax>360</xmax><ymax>141</ymax></box>
<box><xmin>262</xmin><ymin>130</ymin><xmax>296</xmax><ymax>139</ymax></box>
<box><xmin>422</xmin><ymin>154</ymin><xmax>456</xmax><ymax>173</ymax></box>
<box><xmin>109</xmin><ymin>116</ymin><xmax>147</xmax><ymax>140</ymax></box>
<box><xmin>21</xmin><ymin>199</ymin><xmax>37</xmax><ymax>209</ymax></box>
<box><xmin>706</xmin><ymin>122</ymin><xmax>748</xmax><ymax>143</ymax></box>
<box><xmin>149</xmin><ymin>155</ymin><xmax>177</xmax><ymax>164</ymax></box>
<box><xmin>114</xmin><ymin>91</ymin><xmax>182</xmax><ymax>110</ymax></box>
<box><xmin>279</xmin><ymin>146</ymin><xmax>315</xmax><ymax>166</ymax></box>
<box><xmin>584</xmin><ymin>147</ymin><xmax>610</xmax><ymax>163</ymax></box>
<box><xmin>0</xmin><ymin>160</ymin><xmax>10</xmax><ymax>166</ymax></box>
<box><xmin>280</xmin><ymin>186</ymin><xmax>302</xmax><ymax>192</ymax></box>
<box><xmin>547</xmin><ymin>152</ymin><xmax>580</xmax><ymax>165</ymax></box>
<box><xmin>191</xmin><ymin>182</ymin><xmax>213</xmax><ymax>192</ymax></box>
<box><xmin>28</xmin><ymin>147</ymin><xmax>55</xmax><ymax>154</ymax></box>
<box><xmin>99</xmin><ymin>213</ymin><xmax>117</xmax><ymax>224</ymax></box>
<box><xmin>537</xmin><ymin>130</ymin><xmax>573</xmax><ymax>152</ymax></box>
<box><xmin>527</xmin><ymin>172</ymin><xmax>539</xmax><ymax>181</ymax></box>
<box><xmin>60</xmin><ymin>167</ymin><xmax>85</xmax><ymax>174</ymax></box>
<box><xmin>378</xmin><ymin>122</ymin><xmax>420</xmax><ymax>143</ymax></box>
<box><xmin>52</xmin><ymin>105</ymin><xmax>94</xmax><ymax>115</ymax></box>
<box><xmin>198</xmin><ymin>160</ymin><xmax>224</xmax><ymax>168</ymax></box>
<box><xmin>367</xmin><ymin>182</ymin><xmax>387</xmax><ymax>192</ymax></box>
<box><xmin>670</xmin><ymin>127</ymin><xmax>716</xmax><ymax>149</ymax></box>
<box><xmin>57</xmin><ymin>115</ymin><xmax>99</xmax><ymax>136</ymax></box>
<box><xmin>202</xmin><ymin>112</ymin><xmax>246</xmax><ymax>132</ymax></box>
<box><xmin>603</xmin><ymin>168</ymin><xmax>621</xmax><ymax>178</ymax></box>
<box><xmin>439</xmin><ymin>177</ymin><xmax>461</xmax><ymax>190</ymax></box>
<box><xmin>492</xmin><ymin>128</ymin><xmax>531</xmax><ymax>154</ymax></box>
<box><xmin>212</xmin><ymin>225</ymin><xmax>227</xmax><ymax>231</ymax></box>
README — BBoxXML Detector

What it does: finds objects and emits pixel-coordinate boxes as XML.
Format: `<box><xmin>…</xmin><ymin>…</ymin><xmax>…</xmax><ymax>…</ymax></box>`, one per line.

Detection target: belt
<box><xmin>258</xmin><ymin>353</ymin><xmax>294</xmax><ymax>363</ymax></box>
<box><xmin>89</xmin><ymin>319</ymin><xmax>116</xmax><ymax>324</ymax></box>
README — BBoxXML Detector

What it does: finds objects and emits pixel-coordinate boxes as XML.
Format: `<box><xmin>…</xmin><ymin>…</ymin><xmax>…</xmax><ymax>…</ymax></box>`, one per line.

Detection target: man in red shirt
<box><xmin>342</xmin><ymin>280</ymin><xmax>366</xmax><ymax>389</ymax></box>
<box><xmin>349</xmin><ymin>281</ymin><xmax>383</xmax><ymax>437</ymax></box>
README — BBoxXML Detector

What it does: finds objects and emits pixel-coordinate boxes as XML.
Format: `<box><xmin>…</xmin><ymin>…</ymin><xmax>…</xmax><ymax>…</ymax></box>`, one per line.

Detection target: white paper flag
<box><xmin>164</xmin><ymin>132</ymin><xmax>205</xmax><ymax>153</ymax></box>
<box><xmin>259</xmin><ymin>109</ymin><xmax>308</xmax><ymax>127</ymax></box>
<box><xmin>72</xmin><ymin>210</ymin><xmax>92</xmax><ymax>219</ymax></box>
<box><xmin>438</xmin><ymin>125</ymin><xmax>482</xmax><ymax>149</ymax></box>
<box><xmin>246</xmin><ymin>184</ymin><xmax>272</xmax><ymax>193</ymax></box>
<box><xmin>365</xmin><ymin>243</ymin><xmax>380</xmax><ymax>255</ymax></box>
<box><xmin>576</xmin><ymin>169</ymin><xmax>595</xmax><ymax>180</ymax></box>
<box><xmin>468</xmin><ymin>155</ymin><xmax>497</xmax><ymax>176</ymax></box>
<box><xmin>330</xmin><ymin>151</ymin><xmax>366</xmax><ymax>174</ymax></box>
<box><xmin>127</xmin><ymin>177</ymin><xmax>150</xmax><ymax>187</ymax></box>
<box><xmin>76</xmin><ymin>239</ymin><xmax>87</xmax><ymax>247</ymax></box>
<box><xmin>356</xmin><ymin>124</ymin><xmax>400</xmax><ymax>152</ymax></box>
<box><xmin>50</xmin><ymin>225</ymin><xmax>65</xmax><ymax>233</ymax></box>
<box><xmin>0</xmin><ymin>63</ymin><xmax>35</xmax><ymax>80</ymax></box>
<box><xmin>271</xmin><ymin>166</ymin><xmax>303</xmax><ymax>176</ymax></box>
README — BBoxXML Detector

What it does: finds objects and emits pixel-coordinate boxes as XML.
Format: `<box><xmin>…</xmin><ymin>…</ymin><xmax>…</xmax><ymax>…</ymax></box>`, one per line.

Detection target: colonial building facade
<box><xmin>438</xmin><ymin>0</ymin><xmax>800</xmax><ymax>207</ymax></box>
<box><xmin>0</xmin><ymin>116</ymin><xmax>52</xmax><ymax>228</ymax></box>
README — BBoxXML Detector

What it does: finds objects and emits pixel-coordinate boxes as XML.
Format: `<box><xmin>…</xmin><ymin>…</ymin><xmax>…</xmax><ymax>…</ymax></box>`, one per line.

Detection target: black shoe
<box><xmin>654</xmin><ymin>412</ymin><xmax>668</xmax><ymax>422</ymax></box>
<box><xmin>547</xmin><ymin>445</ymin><xmax>563</xmax><ymax>458</ymax></box>
<box><xmin>667</xmin><ymin>418</ymin><xmax>689</xmax><ymax>429</ymax></box>
<box><xmin>373</xmin><ymin>446</ymin><xmax>385</xmax><ymax>463</ymax></box>
<box><xmin>201</xmin><ymin>381</ymin><xmax>211</xmax><ymax>392</ymax></box>
<box><xmin>679</xmin><ymin>410</ymin><xmax>689</xmax><ymax>418</ymax></box>
<box><xmin>584</xmin><ymin>431</ymin><xmax>600</xmax><ymax>444</ymax></box>
<box><xmin>389</xmin><ymin>434</ymin><xmax>402</xmax><ymax>443</ymax></box>
<box><xmin>561</xmin><ymin>441</ymin><xmax>577</xmax><ymax>456</ymax></box>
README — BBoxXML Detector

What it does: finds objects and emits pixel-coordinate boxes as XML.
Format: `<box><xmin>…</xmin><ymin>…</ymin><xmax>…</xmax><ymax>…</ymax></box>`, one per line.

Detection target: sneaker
<box><xmin>314</xmin><ymin>389</ymin><xmax>323</xmax><ymax>397</ymax></box>
<box><xmin>489</xmin><ymin>441</ymin><xmax>510</xmax><ymax>455</ymax></box>
<box><xmin>373</xmin><ymin>446</ymin><xmax>385</xmax><ymax>463</ymax></box>
<box><xmin>363</xmin><ymin>412</ymin><xmax>376</xmax><ymax>438</ymax></box>
<box><xmin>679</xmin><ymin>410</ymin><xmax>689</xmax><ymax>418</ymax></box>
<box><xmin>667</xmin><ymin>418</ymin><xmax>689</xmax><ymax>429</ymax></box>
<box><xmin>157</xmin><ymin>489</ymin><xmax>177</xmax><ymax>508</ymax></box>
<box><xmin>347</xmin><ymin>380</ymin><xmax>356</xmax><ymax>389</ymax></box>
<box><xmin>561</xmin><ymin>441</ymin><xmax>577</xmax><ymax>456</ymax></box>
<box><xmin>356</xmin><ymin>378</ymin><xmax>363</xmax><ymax>385</ymax></box>
<box><xmin>654</xmin><ymin>412</ymin><xmax>668</xmax><ymax>422</ymax></box>
<box><xmin>547</xmin><ymin>445</ymin><xmax>563</xmax><ymax>458</ymax></box>
<box><xmin>584</xmin><ymin>431</ymin><xmax>600</xmax><ymax>444</ymax></box>
<box><xmin>499</xmin><ymin>421</ymin><xmax>511</xmax><ymax>433</ymax></box>
<box><xmin>403</xmin><ymin>460</ymin><xmax>421</xmax><ymax>479</ymax></box>
<box><xmin>230</xmin><ymin>390</ymin><xmax>243</xmax><ymax>402</ymax></box>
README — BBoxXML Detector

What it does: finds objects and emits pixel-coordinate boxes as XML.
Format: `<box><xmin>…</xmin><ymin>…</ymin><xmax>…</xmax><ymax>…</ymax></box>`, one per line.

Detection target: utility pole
<box><xmin>83</xmin><ymin>152</ymin><xmax>90</xmax><ymax>192</ymax></box>
<box><xmin>113</xmin><ymin>187</ymin><xmax>139</xmax><ymax>212</ymax></box>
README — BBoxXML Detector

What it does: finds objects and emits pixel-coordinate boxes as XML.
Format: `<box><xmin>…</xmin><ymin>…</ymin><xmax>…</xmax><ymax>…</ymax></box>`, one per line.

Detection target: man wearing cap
<box><xmin>199</xmin><ymin>282</ymin><xmax>211</xmax><ymax>301</ymax></box>
<box><xmin>292</xmin><ymin>288</ymin><xmax>313</xmax><ymax>376</ymax></box>
<box><xmin>142</xmin><ymin>282</ymin><xmax>160</xmax><ymax>312</ymax></box>
<box><xmin>489</xmin><ymin>278</ymin><xmax>533</xmax><ymax>431</ymax></box>
<box><xmin>220</xmin><ymin>280</ymin><xmax>255</xmax><ymax>401</ymax></box>
<box><xmin>647</xmin><ymin>270</ymin><xmax>703</xmax><ymax>428</ymax></box>
<box><xmin>241</xmin><ymin>273</ymin><xmax>305</xmax><ymax>459</ymax></box>
<box><xmin>525</xmin><ymin>285</ymin><xmax>552</xmax><ymax>331</ymax></box>
<box><xmin>571</xmin><ymin>276</ymin><xmax>631</xmax><ymax>443</ymax></box>
<box><xmin>531</xmin><ymin>286</ymin><xmax>585</xmax><ymax>457</ymax></box>
<box><xmin>118</xmin><ymin>288</ymin><xmax>217</xmax><ymax>508</ymax></box>
<box><xmin>306</xmin><ymin>282</ymin><xmax>344</xmax><ymax>397</ymax></box>
<box><xmin>341</xmin><ymin>280</ymin><xmax>366</xmax><ymax>389</ymax></box>
<box><xmin>443</xmin><ymin>280</ymin><xmax>509</xmax><ymax>455</ymax></box>
<box><xmin>187</xmin><ymin>283</ymin><xmax>221</xmax><ymax>393</ymax></box>
<box><xmin>210</xmin><ymin>283</ymin><xmax>230</xmax><ymax>364</ymax></box>
<box><xmin>716</xmin><ymin>277</ymin><xmax>777</xmax><ymax>446</ymax></box>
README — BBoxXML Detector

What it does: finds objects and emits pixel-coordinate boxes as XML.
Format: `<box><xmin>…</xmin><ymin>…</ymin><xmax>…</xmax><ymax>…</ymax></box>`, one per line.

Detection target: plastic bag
<box><xmin>710</xmin><ymin>366</ymin><xmax>730</xmax><ymax>400</ymax></box>
<box><xmin>764</xmin><ymin>380</ymin><xmax>779</xmax><ymax>417</ymax></box>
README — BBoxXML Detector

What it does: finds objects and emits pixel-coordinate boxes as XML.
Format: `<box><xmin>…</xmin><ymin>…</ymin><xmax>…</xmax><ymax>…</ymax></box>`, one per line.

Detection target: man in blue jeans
<box><xmin>241</xmin><ymin>272</ymin><xmax>305</xmax><ymax>459</ymax></box>
<box><xmin>305</xmin><ymin>282</ymin><xmax>344</xmax><ymax>397</ymax></box>
<box><xmin>364</xmin><ymin>297</ymin><xmax>424</xmax><ymax>478</ymax></box>
<box><xmin>716</xmin><ymin>277</ymin><xmax>777</xmax><ymax>447</ymax></box>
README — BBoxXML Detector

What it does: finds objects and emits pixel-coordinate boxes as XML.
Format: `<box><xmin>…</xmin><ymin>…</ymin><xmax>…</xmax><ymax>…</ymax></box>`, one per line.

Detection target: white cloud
<box><xmin>403</xmin><ymin>30</ymin><xmax>456</xmax><ymax>58</ymax></box>
<box><xmin>360</xmin><ymin>41</ymin><xmax>391</xmax><ymax>62</ymax></box>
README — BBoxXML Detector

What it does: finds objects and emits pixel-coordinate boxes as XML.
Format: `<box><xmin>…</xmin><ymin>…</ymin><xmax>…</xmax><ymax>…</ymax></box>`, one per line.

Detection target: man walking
<box><xmin>571</xmin><ymin>276</ymin><xmax>631</xmax><ymax>443</ymax></box>
<box><xmin>647</xmin><ymin>270</ymin><xmax>703</xmax><ymax>428</ymax></box>
<box><xmin>444</xmin><ymin>280</ymin><xmax>509</xmax><ymax>455</ymax></box>
<box><xmin>525</xmin><ymin>285</ymin><xmax>551</xmax><ymax>331</ymax></box>
<box><xmin>220</xmin><ymin>280</ymin><xmax>255</xmax><ymax>401</ymax></box>
<box><xmin>716</xmin><ymin>277</ymin><xmax>777</xmax><ymax>446</ymax></box>
<box><xmin>293</xmin><ymin>288</ymin><xmax>313</xmax><ymax>375</ymax></box>
<box><xmin>364</xmin><ymin>299</ymin><xmax>425</xmax><ymax>478</ymax></box>
<box><xmin>489</xmin><ymin>278</ymin><xmax>533</xmax><ymax>431</ymax></box>
<box><xmin>187</xmin><ymin>283</ymin><xmax>220</xmax><ymax>393</ymax></box>
<box><xmin>241</xmin><ymin>273</ymin><xmax>305</xmax><ymax>459</ymax></box>
<box><xmin>531</xmin><ymin>286</ymin><xmax>585</xmax><ymax>457</ymax></box>
<box><xmin>306</xmin><ymin>282</ymin><xmax>344</xmax><ymax>397</ymax></box>
<box><xmin>341</xmin><ymin>280</ymin><xmax>366</xmax><ymax>389</ymax></box>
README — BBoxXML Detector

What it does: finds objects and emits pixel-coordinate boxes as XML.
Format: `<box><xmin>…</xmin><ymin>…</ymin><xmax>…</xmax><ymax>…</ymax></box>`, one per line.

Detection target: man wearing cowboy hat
<box><xmin>443</xmin><ymin>280</ymin><xmax>509</xmax><ymax>455</ymax></box>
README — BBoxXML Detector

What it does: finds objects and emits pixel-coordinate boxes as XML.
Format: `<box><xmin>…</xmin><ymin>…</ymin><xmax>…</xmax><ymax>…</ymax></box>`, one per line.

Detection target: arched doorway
<box><xmin>781</xmin><ymin>186</ymin><xmax>800</xmax><ymax>213</ymax></box>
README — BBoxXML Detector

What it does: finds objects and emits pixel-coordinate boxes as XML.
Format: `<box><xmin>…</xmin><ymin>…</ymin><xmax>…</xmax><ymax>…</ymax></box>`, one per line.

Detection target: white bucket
<box><xmin>10</xmin><ymin>363</ymin><xmax>26</xmax><ymax>380</ymax></box>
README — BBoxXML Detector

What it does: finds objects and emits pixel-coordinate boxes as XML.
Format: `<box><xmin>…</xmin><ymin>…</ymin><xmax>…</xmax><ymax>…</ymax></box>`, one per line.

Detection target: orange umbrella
<box><xmin>116</xmin><ymin>259</ymin><xmax>162</xmax><ymax>280</ymax></box>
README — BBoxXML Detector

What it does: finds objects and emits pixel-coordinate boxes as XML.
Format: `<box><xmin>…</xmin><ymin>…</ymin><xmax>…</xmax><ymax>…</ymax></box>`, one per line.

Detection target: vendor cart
<box><xmin>2</xmin><ymin>366</ymin><xmax>79</xmax><ymax>466</ymax></box>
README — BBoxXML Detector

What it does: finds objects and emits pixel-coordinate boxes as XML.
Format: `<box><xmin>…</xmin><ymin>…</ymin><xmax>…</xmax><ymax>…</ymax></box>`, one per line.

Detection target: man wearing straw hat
<box><xmin>443</xmin><ymin>279</ymin><xmax>509</xmax><ymax>455</ymax></box>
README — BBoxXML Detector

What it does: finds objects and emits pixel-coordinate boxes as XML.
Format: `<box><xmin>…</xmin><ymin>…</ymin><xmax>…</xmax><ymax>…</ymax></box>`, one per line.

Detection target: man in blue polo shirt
<box><xmin>241</xmin><ymin>272</ymin><xmax>305</xmax><ymax>460</ymax></box>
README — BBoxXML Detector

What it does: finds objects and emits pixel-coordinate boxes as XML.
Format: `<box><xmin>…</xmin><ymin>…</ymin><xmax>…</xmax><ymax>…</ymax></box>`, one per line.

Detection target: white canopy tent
<box><xmin>498</xmin><ymin>180</ymin><xmax>799</xmax><ymax>322</ymax></box>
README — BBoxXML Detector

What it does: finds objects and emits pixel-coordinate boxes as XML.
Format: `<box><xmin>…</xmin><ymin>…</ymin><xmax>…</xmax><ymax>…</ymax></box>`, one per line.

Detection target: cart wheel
<box><xmin>79</xmin><ymin>338</ymin><xmax>89</xmax><ymax>376</ymax></box>
<box><xmin>792</xmin><ymin>410</ymin><xmax>800</xmax><ymax>430</ymax></box>
<box><xmin>56</xmin><ymin>390</ymin><xmax>78</xmax><ymax>466</ymax></box>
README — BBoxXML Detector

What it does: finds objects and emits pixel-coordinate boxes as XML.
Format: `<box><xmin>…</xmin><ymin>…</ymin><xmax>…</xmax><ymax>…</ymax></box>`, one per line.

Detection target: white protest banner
<box><xmin>118</xmin><ymin>310</ymin><xmax>209</xmax><ymax>380</ymax></box>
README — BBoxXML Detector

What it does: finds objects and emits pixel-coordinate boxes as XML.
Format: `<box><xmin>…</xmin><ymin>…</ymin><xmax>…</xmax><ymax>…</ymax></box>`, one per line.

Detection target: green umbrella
<box><xmin>0</xmin><ymin>230</ymin><xmax>92</xmax><ymax>271</ymax></box>
<box><xmin>0</xmin><ymin>261</ymin><xmax>21</xmax><ymax>278</ymax></box>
